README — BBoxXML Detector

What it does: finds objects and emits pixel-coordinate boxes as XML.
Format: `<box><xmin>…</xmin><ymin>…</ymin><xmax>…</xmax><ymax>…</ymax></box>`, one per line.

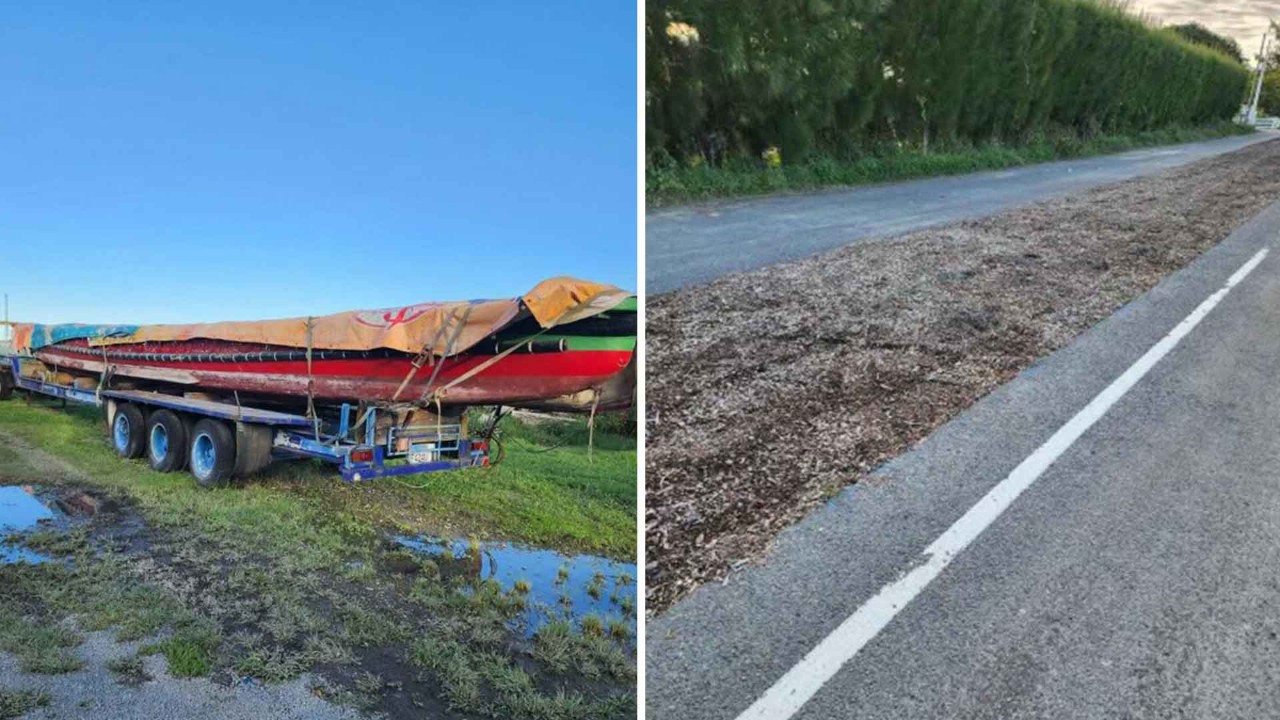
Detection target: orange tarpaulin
<box><xmin>13</xmin><ymin>277</ymin><xmax>631</xmax><ymax>356</ymax></box>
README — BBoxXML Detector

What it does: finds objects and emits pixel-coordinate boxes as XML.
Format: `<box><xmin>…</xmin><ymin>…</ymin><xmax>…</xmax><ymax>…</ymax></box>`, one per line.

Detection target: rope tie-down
<box><xmin>304</xmin><ymin>316</ymin><xmax>320</xmax><ymax>438</ymax></box>
<box><xmin>349</xmin><ymin>304</ymin><xmax>475</xmax><ymax>436</ymax></box>
<box><xmin>401</xmin><ymin>304</ymin><xmax>474</xmax><ymax>404</ymax></box>
<box><xmin>95</xmin><ymin>343</ymin><xmax>113</xmax><ymax>402</ymax></box>
<box><xmin>360</xmin><ymin>296</ymin><xmax>608</xmax><ymax>459</ymax></box>
<box><xmin>587</xmin><ymin>387</ymin><xmax>600</xmax><ymax>463</ymax></box>
<box><xmin>420</xmin><ymin>299</ymin><xmax>588</xmax><ymax>408</ymax></box>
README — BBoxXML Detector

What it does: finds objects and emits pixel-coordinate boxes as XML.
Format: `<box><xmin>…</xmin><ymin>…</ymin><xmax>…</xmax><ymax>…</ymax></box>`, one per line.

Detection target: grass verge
<box><xmin>0</xmin><ymin>401</ymin><xmax>634</xmax><ymax>560</ymax></box>
<box><xmin>647</xmin><ymin>121</ymin><xmax>1254</xmax><ymax>206</ymax></box>
<box><xmin>0</xmin><ymin>398</ymin><xmax>636</xmax><ymax>718</ymax></box>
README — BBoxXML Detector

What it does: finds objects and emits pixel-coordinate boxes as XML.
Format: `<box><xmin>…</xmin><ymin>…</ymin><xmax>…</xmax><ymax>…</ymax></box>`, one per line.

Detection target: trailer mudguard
<box><xmin>234</xmin><ymin>422</ymin><xmax>273</xmax><ymax>477</ymax></box>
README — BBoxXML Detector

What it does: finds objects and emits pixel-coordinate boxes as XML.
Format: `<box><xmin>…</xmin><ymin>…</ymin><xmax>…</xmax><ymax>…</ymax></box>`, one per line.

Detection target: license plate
<box><xmin>408</xmin><ymin>444</ymin><xmax>438</xmax><ymax>463</ymax></box>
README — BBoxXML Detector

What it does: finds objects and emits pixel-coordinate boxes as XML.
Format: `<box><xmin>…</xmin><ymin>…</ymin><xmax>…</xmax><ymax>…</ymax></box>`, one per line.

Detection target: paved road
<box><xmin>647</xmin><ymin>132</ymin><xmax>1275</xmax><ymax>293</ymax></box>
<box><xmin>647</xmin><ymin>200</ymin><xmax>1280</xmax><ymax>718</ymax></box>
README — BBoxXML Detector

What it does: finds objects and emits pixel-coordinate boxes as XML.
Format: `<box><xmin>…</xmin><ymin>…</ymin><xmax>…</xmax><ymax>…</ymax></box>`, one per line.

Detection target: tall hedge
<box><xmin>647</xmin><ymin>0</ymin><xmax>1250</xmax><ymax>163</ymax></box>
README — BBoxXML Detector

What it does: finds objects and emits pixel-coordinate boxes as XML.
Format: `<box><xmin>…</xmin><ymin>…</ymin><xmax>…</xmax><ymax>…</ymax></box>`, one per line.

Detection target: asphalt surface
<box><xmin>647</xmin><ymin>199</ymin><xmax>1280</xmax><ymax>718</ymax></box>
<box><xmin>647</xmin><ymin>132</ymin><xmax>1274</xmax><ymax>293</ymax></box>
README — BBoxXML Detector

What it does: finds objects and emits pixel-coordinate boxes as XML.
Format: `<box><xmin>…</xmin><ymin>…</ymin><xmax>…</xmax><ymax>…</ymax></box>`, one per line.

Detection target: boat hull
<box><xmin>34</xmin><ymin>341</ymin><xmax>632</xmax><ymax>408</ymax></box>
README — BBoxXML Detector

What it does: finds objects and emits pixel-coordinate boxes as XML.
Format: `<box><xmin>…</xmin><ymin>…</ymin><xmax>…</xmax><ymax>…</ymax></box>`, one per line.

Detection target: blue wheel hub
<box><xmin>113</xmin><ymin>413</ymin><xmax>130</xmax><ymax>451</ymax></box>
<box><xmin>150</xmin><ymin>424</ymin><xmax>169</xmax><ymax>461</ymax></box>
<box><xmin>192</xmin><ymin>433</ymin><xmax>215</xmax><ymax>479</ymax></box>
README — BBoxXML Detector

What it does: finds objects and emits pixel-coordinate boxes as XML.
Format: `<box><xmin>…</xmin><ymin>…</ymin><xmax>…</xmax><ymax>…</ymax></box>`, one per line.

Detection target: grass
<box><xmin>1</xmin><ymin>552</ymin><xmax>219</xmax><ymax>679</ymax></box>
<box><xmin>607</xmin><ymin>618</ymin><xmax>630</xmax><ymax>642</ymax></box>
<box><xmin>647</xmin><ymin>121</ymin><xmax>1255</xmax><ymax>205</ymax></box>
<box><xmin>106</xmin><ymin>654</ymin><xmax>151</xmax><ymax>686</ymax></box>
<box><xmin>0</xmin><ymin>396</ymin><xmax>636</xmax><ymax>717</ymax></box>
<box><xmin>0</xmin><ymin>606</ymin><xmax>83</xmax><ymax>674</ymax></box>
<box><xmin>145</xmin><ymin>626</ymin><xmax>220</xmax><ymax>678</ymax></box>
<box><xmin>0</xmin><ymin>400</ymin><xmax>634</xmax><ymax>561</ymax></box>
<box><xmin>0</xmin><ymin>690</ymin><xmax>50</xmax><ymax>719</ymax></box>
<box><xmin>235</xmin><ymin>645</ymin><xmax>306</xmax><ymax>683</ymax></box>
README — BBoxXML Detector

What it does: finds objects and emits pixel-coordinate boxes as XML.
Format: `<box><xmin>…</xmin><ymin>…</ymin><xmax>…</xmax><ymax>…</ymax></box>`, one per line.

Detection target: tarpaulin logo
<box><xmin>352</xmin><ymin>303</ymin><xmax>445</xmax><ymax>329</ymax></box>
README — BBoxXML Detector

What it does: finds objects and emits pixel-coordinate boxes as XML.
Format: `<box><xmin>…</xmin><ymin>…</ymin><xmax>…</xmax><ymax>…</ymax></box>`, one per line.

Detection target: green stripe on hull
<box><xmin>552</xmin><ymin>335</ymin><xmax>636</xmax><ymax>352</ymax></box>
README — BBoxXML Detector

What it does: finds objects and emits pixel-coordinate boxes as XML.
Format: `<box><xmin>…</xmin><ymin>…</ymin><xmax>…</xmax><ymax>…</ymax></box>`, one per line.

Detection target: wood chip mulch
<box><xmin>646</xmin><ymin>139</ymin><xmax>1280</xmax><ymax>613</ymax></box>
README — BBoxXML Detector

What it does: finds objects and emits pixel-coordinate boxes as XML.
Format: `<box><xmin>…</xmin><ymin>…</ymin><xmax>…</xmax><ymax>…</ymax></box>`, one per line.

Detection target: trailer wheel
<box><xmin>147</xmin><ymin>410</ymin><xmax>188</xmax><ymax>473</ymax></box>
<box><xmin>189</xmin><ymin>419</ymin><xmax>235</xmax><ymax>488</ymax></box>
<box><xmin>112</xmin><ymin>403</ymin><xmax>146</xmax><ymax>459</ymax></box>
<box><xmin>0</xmin><ymin>371</ymin><xmax>12</xmax><ymax>401</ymax></box>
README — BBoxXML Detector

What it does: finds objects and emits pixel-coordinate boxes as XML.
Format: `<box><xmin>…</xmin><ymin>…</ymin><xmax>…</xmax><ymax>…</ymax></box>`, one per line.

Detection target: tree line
<box><xmin>647</xmin><ymin>0</ymin><xmax>1250</xmax><ymax>166</ymax></box>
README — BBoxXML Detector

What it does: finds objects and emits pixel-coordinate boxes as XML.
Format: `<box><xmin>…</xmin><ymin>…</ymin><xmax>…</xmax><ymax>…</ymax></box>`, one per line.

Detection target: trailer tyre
<box><xmin>0</xmin><ymin>371</ymin><xmax>12</xmax><ymax>401</ymax></box>
<box><xmin>189</xmin><ymin>419</ymin><xmax>236</xmax><ymax>488</ymax></box>
<box><xmin>147</xmin><ymin>410</ymin><xmax>188</xmax><ymax>473</ymax></box>
<box><xmin>112</xmin><ymin>404</ymin><xmax>146</xmax><ymax>459</ymax></box>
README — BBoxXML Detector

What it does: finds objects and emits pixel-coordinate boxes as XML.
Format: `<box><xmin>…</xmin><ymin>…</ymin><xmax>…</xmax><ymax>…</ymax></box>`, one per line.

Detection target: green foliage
<box><xmin>0</xmin><ymin>608</ymin><xmax>83</xmax><ymax>674</ymax></box>
<box><xmin>650</xmin><ymin>120</ymin><xmax>1252</xmax><ymax>203</ymax></box>
<box><xmin>648</xmin><ymin>0</ymin><xmax>1250</xmax><ymax>168</ymax></box>
<box><xmin>147</xmin><ymin>621</ymin><xmax>221</xmax><ymax>678</ymax></box>
<box><xmin>0</xmin><ymin>690</ymin><xmax>50</xmax><ymax>719</ymax></box>
<box><xmin>1259</xmin><ymin>69</ymin><xmax>1280</xmax><ymax>117</ymax></box>
<box><xmin>106</xmin><ymin>654</ymin><xmax>151</xmax><ymax>685</ymax></box>
<box><xmin>1170</xmin><ymin>22</ymin><xmax>1244</xmax><ymax>65</ymax></box>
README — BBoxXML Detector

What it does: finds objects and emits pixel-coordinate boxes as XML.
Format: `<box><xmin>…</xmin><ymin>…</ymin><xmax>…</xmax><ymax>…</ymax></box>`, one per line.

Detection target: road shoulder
<box><xmin>647</xmin><ymin>193</ymin><xmax>1280</xmax><ymax>720</ymax></box>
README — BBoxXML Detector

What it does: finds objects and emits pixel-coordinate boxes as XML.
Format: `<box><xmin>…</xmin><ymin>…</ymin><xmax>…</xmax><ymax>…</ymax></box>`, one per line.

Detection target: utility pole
<box><xmin>1248</xmin><ymin>27</ymin><xmax>1272</xmax><ymax>125</ymax></box>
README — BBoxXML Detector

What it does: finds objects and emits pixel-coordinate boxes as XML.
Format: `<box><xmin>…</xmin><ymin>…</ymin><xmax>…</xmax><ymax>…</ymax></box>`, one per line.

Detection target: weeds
<box><xmin>235</xmin><ymin>645</ymin><xmax>307</xmax><ymax>683</ymax></box>
<box><xmin>0</xmin><ymin>690</ymin><xmax>50</xmax><ymax>719</ymax></box>
<box><xmin>106</xmin><ymin>654</ymin><xmax>150</xmax><ymax>686</ymax></box>
<box><xmin>336</xmin><ymin>602</ymin><xmax>410</xmax><ymax>647</ymax></box>
<box><xmin>147</xmin><ymin>622</ymin><xmax>220</xmax><ymax>678</ymax></box>
<box><xmin>648</xmin><ymin>122</ymin><xmax>1254</xmax><ymax>205</ymax></box>
<box><xmin>533</xmin><ymin>620</ymin><xmax>575</xmax><ymax>674</ymax></box>
<box><xmin>354</xmin><ymin>671</ymin><xmax>383</xmax><ymax>695</ymax></box>
<box><xmin>0</xmin><ymin>609</ymin><xmax>83</xmax><ymax>674</ymax></box>
<box><xmin>586</xmin><ymin>574</ymin><xmax>605</xmax><ymax>600</ymax></box>
<box><xmin>580</xmin><ymin>614</ymin><xmax>604</xmax><ymax>638</ymax></box>
<box><xmin>607</xmin><ymin>618</ymin><xmax>631</xmax><ymax>642</ymax></box>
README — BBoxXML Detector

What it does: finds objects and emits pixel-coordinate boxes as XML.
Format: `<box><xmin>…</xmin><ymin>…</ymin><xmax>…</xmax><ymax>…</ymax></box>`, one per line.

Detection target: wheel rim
<box><xmin>113</xmin><ymin>414</ymin><xmax>130</xmax><ymax>451</ymax></box>
<box><xmin>192</xmin><ymin>433</ymin><xmax>215</xmax><ymax>479</ymax></box>
<box><xmin>150</xmin><ymin>424</ymin><xmax>169</xmax><ymax>462</ymax></box>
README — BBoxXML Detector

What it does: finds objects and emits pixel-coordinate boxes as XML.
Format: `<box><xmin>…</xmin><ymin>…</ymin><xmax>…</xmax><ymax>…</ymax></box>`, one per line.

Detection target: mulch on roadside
<box><xmin>646</xmin><ymin>138</ymin><xmax>1280</xmax><ymax>613</ymax></box>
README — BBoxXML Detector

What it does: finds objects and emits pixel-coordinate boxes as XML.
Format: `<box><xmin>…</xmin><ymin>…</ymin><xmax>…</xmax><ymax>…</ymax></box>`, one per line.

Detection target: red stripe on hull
<box><xmin>36</xmin><ymin>347</ymin><xmax>632</xmax><ymax>406</ymax></box>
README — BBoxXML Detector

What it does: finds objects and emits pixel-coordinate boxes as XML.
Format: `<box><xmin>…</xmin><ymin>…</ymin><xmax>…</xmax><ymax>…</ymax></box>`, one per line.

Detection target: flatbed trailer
<box><xmin>0</xmin><ymin>354</ymin><xmax>489</xmax><ymax>487</ymax></box>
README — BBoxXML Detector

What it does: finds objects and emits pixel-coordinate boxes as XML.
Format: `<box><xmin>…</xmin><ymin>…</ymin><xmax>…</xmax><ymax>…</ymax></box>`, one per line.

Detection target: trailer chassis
<box><xmin>0</xmin><ymin>354</ymin><xmax>488</xmax><ymax>486</ymax></box>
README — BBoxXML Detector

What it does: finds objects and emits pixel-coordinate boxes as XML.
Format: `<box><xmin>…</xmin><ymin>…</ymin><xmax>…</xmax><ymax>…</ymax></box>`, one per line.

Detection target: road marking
<box><xmin>734</xmin><ymin>247</ymin><xmax>1270</xmax><ymax>720</ymax></box>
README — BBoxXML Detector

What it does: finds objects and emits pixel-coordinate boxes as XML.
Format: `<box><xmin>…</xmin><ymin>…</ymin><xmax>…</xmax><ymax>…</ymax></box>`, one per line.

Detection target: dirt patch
<box><xmin>646</xmin><ymin>138</ymin><xmax>1280</xmax><ymax>613</ymax></box>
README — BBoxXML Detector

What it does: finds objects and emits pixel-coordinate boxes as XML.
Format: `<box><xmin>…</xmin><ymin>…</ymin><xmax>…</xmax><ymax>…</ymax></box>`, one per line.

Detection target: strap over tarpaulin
<box><xmin>12</xmin><ymin>277</ymin><xmax>631</xmax><ymax>356</ymax></box>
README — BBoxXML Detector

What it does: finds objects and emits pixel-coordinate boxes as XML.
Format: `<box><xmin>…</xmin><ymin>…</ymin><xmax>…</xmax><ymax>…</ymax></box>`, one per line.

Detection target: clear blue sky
<box><xmin>0</xmin><ymin>2</ymin><xmax>636</xmax><ymax>325</ymax></box>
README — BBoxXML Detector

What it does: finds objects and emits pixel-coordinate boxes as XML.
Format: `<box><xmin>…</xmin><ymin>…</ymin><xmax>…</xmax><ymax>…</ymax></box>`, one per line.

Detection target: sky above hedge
<box><xmin>1133</xmin><ymin>0</ymin><xmax>1276</xmax><ymax>57</ymax></box>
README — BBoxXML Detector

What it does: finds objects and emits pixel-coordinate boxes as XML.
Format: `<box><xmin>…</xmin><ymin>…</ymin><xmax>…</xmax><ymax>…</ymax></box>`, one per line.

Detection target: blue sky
<box><xmin>0</xmin><ymin>2</ymin><xmax>636</xmax><ymax>325</ymax></box>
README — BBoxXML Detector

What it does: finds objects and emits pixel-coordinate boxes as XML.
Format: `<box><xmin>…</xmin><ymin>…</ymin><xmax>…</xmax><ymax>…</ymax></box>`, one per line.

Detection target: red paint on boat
<box><xmin>35</xmin><ymin>338</ymin><xmax>632</xmax><ymax>406</ymax></box>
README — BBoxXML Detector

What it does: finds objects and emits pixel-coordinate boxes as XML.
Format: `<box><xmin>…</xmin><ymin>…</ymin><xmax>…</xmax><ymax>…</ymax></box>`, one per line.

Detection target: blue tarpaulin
<box><xmin>23</xmin><ymin>324</ymin><xmax>140</xmax><ymax>351</ymax></box>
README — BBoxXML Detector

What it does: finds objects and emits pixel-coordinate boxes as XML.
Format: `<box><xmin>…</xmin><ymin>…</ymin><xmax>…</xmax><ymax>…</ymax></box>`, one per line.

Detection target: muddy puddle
<box><xmin>0</xmin><ymin>484</ymin><xmax>111</xmax><ymax>564</ymax></box>
<box><xmin>395</xmin><ymin>535</ymin><xmax>637</xmax><ymax>639</ymax></box>
<box><xmin>0</xmin><ymin>485</ymin><xmax>57</xmax><ymax>563</ymax></box>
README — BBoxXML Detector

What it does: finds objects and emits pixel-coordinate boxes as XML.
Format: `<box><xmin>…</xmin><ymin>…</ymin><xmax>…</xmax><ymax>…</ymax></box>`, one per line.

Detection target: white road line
<box><xmin>734</xmin><ymin>247</ymin><xmax>1270</xmax><ymax>720</ymax></box>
